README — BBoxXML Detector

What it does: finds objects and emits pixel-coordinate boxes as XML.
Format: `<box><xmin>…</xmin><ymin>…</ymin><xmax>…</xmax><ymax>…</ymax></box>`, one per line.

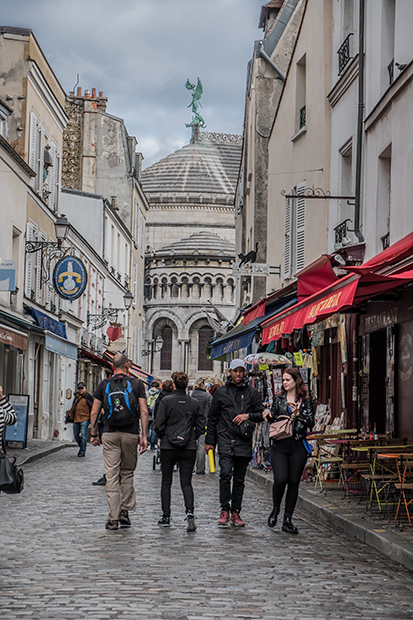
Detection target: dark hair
<box><xmin>279</xmin><ymin>367</ymin><xmax>308</xmax><ymax>400</ymax></box>
<box><xmin>162</xmin><ymin>380</ymin><xmax>174</xmax><ymax>393</ymax></box>
<box><xmin>209</xmin><ymin>384</ymin><xmax>220</xmax><ymax>397</ymax></box>
<box><xmin>173</xmin><ymin>372</ymin><xmax>188</xmax><ymax>390</ymax></box>
<box><xmin>151</xmin><ymin>380</ymin><xmax>160</xmax><ymax>388</ymax></box>
<box><xmin>113</xmin><ymin>353</ymin><xmax>129</xmax><ymax>370</ymax></box>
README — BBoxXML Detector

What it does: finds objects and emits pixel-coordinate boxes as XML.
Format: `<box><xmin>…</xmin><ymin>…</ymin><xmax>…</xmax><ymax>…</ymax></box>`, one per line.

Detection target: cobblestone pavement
<box><xmin>0</xmin><ymin>446</ymin><xmax>412</xmax><ymax>620</ymax></box>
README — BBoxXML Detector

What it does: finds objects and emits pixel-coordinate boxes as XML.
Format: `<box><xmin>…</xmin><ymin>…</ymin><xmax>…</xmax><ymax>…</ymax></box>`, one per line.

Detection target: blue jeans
<box><xmin>73</xmin><ymin>420</ymin><xmax>89</xmax><ymax>454</ymax></box>
<box><xmin>147</xmin><ymin>420</ymin><xmax>157</xmax><ymax>449</ymax></box>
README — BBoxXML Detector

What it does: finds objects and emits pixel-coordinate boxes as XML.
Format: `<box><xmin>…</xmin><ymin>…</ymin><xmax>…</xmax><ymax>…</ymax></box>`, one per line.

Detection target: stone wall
<box><xmin>62</xmin><ymin>99</ymin><xmax>83</xmax><ymax>190</ymax></box>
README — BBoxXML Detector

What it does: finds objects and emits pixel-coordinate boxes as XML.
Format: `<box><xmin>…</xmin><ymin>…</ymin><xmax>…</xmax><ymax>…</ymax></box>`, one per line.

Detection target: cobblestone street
<box><xmin>0</xmin><ymin>446</ymin><xmax>412</xmax><ymax>620</ymax></box>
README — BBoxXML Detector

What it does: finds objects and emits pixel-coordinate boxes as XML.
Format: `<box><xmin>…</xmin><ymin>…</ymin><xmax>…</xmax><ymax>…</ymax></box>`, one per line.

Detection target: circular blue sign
<box><xmin>53</xmin><ymin>256</ymin><xmax>87</xmax><ymax>300</ymax></box>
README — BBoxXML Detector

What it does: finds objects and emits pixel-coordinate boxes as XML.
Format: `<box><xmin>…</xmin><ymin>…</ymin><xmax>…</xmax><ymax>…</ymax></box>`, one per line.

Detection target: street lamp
<box><xmin>25</xmin><ymin>214</ymin><xmax>72</xmax><ymax>286</ymax></box>
<box><xmin>87</xmin><ymin>289</ymin><xmax>134</xmax><ymax>330</ymax></box>
<box><xmin>141</xmin><ymin>335</ymin><xmax>164</xmax><ymax>357</ymax></box>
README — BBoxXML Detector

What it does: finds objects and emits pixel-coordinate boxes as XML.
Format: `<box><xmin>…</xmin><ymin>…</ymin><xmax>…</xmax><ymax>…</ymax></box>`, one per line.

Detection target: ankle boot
<box><xmin>282</xmin><ymin>516</ymin><xmax>298</xmax><ymax>535</ymax></box>
<box><xmin>267</xmin><ymin>507</ymin><xmax>279</xmax><ymax>528</ymax></box>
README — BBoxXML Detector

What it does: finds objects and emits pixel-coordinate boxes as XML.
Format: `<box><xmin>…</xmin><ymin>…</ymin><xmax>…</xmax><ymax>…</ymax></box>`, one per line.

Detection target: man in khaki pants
<box><xmin>90</xmin><ymin>354</ymin><xmax>148</xmax><ymax>530</ymax></box>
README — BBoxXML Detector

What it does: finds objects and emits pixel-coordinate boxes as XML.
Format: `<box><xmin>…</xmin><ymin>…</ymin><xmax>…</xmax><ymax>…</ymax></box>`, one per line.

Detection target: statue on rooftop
<box><xmin>185</xmin><ymin>78</ymin><xmax>206</xmax><ymax>128</ymax></box>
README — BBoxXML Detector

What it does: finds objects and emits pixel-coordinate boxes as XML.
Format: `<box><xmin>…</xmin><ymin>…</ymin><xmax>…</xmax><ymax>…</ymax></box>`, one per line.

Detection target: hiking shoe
<box><xmin>230</xmin><ymin>511</ymin><xmax>245</xmax><ymax>527</ymax></box>
<box><xmin>78</xmin><ymin>451</ymin><xmax>85</xmax><ymax>457</ymax></box>
<box><xmin>186</xmin><ymin>513</ymin><xmax>197</xmax><ymax>532</ymax></box>
<box><xmin>158</xmin><ymin>515</ymin><xmax>171</xmax><ymax>527</ymax></box>
<box><xmin>92</xmin><ymin>475</ymin><xmax>106</xmax><ymax>486</ymax></box>
<box><xmin>105</xmin><ymin>519</ymin><xmax>119</xmax><ymax>530</ymax></box>
<box><xmin>218</xmin><ymin>510</ymin><xmax>230</xmax><ymax>525</ymax></box>
<box><xmin>119</xmin><ymin>509</ymin><xmax>131</xmax><ymax>527</ymax></box>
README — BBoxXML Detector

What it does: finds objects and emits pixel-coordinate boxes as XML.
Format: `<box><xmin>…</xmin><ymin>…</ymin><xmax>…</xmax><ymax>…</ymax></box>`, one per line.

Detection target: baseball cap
<box><xmin>229</xmin><ymin>359</ymin><xmax>246</xmax><ymax>370</ymax></box>
<box><xmin>77</xmin><ymin>382</ymin><xmax>86</xmax><ymax>389</ymax></box>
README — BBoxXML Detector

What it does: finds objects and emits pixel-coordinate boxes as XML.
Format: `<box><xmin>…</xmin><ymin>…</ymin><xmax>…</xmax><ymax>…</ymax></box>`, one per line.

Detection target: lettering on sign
<box><xmin>364</xmin><ymin>308</ymin><xmax>398</xmax><ymax>333</ymax></box>
<box><xmin>268</xmin><ymin>320</ymin><xmax>285</xmax><ymax>340</ymax></box>
<box><xmin>306</xmin><ymin>291</ymin><xmax>343</xmax><ymax>320</ymax></box>
<box><xmin>232</xmin><ymin>262</ymin><xmax>270</xmax><ymax>276</ymax></box>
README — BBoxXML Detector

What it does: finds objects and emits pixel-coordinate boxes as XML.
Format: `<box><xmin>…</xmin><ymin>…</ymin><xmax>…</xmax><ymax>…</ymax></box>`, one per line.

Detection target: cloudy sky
<box><xmin>2</xmin><ymin>0</ymin><xmax>265</xmax><ymax>167</ymax></box>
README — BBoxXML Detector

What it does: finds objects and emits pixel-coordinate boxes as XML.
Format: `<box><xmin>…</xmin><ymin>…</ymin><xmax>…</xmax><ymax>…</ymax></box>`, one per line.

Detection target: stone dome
<box><xmin>141</xmin><ymin>134</ymin><xmax>242</xmax><ymax>204</ymax></box>
<box><xmin>155</xmin><ymin>230</ymin><xmax>235</xmax><ymax>257</ymax></box>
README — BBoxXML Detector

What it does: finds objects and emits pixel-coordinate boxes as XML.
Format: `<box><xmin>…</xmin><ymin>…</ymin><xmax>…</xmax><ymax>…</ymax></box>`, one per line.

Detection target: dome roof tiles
<box><xmin>155</xmin><ymin>230</ymin><xmax>235</xmax><ymax>257</ymax></box>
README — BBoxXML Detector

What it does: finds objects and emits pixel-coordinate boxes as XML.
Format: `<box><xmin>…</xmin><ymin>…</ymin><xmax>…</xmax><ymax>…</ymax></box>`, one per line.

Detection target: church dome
<box><xmin>156</xmin><ymin>230</ymin><xmax>235</xmax><ymax>257</ymax></box>
<box><xmin>141</xmin><ymin>133</ymin><xmax>242</xmax><ymax>205</ymax></box>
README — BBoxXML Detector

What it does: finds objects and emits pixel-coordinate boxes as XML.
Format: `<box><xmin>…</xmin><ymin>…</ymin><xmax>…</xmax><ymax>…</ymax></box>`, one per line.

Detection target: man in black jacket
<box><xmin>191</xmin><ymin>378</ymin><xmax>212</xmax><ymax>474</ymax></box>
<box><xmin>205</xmin><ymin>359</ymin><xmax>264</xmax><ymax>527</ymax></box>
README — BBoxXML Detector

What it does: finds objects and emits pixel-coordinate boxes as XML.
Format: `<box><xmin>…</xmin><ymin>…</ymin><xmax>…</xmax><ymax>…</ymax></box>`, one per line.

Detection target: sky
<box><xmin>1</xmin><ymin>0</ymin><xmax>265</xmax><ymax>167</ymax></box>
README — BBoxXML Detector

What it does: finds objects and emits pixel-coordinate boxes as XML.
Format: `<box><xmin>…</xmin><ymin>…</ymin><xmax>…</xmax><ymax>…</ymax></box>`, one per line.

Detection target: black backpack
<box><xmin>103</xmin><ymin>376</ymin><xmax>138</xmax><ymax>428</ymax></box>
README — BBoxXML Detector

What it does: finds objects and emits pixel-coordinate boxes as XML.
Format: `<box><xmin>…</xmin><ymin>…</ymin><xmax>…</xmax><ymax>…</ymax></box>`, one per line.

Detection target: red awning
<box><xmin>346</xmin><ymin>231</ymin><xmax>413</xmax><ymax>274</ymax></box>
<box><xmin>295</xmin><ymin>255</ymin><xmax>338</xmax><ymax>302</ymax></box>
<box><xmin>242</xmin><ymin>299</ymin><xmax>265</xmax><ymax>325</ymax></box>
<box><xmin>262</xmin><ymin>269</ymin><xmax>413</xmax><ymax>344</ymax></box>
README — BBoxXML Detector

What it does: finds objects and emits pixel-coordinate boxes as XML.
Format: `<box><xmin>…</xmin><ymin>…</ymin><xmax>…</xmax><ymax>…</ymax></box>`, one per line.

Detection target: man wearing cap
<box><xmin>66</xmin><ymin>382</ymin><xmax>93</xmax><ymax>457</ymax></box>
<box><xmin>205</xmin><ymin>358</ymin><xmax>264</xmax><ymax>527</ymax></box>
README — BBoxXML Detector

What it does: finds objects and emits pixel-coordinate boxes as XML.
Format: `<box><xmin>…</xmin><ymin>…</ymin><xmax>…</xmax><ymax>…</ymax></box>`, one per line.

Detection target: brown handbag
<box><xmin>269</xmin><ymin>400</ymin><xmax>301</xmax><ymax>440</ymax></box>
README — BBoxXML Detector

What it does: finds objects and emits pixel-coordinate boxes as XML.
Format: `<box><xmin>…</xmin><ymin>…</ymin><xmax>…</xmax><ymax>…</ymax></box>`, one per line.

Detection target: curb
<box><xmin>247</xmin><ymin>467</ymin><xmax>413</xmax><ymax>572</ymax></box>
<box><xmin>15</xmin><ymin>442</ymin><xmax>77</xmax><ymax>467</ymax></box>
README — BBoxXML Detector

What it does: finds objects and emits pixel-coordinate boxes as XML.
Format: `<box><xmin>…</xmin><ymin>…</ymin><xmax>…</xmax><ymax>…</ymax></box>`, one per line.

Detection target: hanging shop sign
<box><xmin>0</xmin><ymin>260</ymin><xmax>16</xmax><ymax>291</ymax></box>
<box><xmin>53</xmin><ymin>256</ymin><xmax>87</xmax><ymax>300</ymax></box>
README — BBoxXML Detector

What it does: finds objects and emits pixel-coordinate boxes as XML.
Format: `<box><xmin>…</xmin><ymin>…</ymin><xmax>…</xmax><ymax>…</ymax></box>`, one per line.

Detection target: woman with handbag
<box><xmin>264</xmin><ymin>367</ymin><xmax>314</xmax><ymax>534</ymax></box>
<box><xmin>0</xmin><ymin>385</ymin><xmax>16</xmax><ymax>451</ymax></box>
<box><xmin>154</xmin><ymin>372</ymin><xmax>205</xmax><ymax>531</ymax></box>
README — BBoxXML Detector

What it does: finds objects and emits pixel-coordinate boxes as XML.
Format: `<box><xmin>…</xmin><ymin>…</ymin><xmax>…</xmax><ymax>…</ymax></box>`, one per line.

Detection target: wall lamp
<box><xmin>25</xmin><ymin>214</ymin><xmax>72</xmax><ymax>285</ymax></box>
<box><xmin>87</xmin><ymin>289</ymin><xmax>133</xmax><ymax>330</ymax></box>
<box><xmin>141</xmin><ymin>335</ymin><xmax>164</xmax><ymax>357</ymax></box>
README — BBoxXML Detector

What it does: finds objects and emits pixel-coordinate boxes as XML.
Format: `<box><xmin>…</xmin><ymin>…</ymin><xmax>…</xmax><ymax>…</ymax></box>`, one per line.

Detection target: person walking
<box><xmin>66</xmin><ymin>382</ymin><xmax>93</xmax><ymax>457</ymax></box>
<box><xmin>0</xmin><ymin>385</ymin><xmax>16</xmax><ymax>451</ymax></box>
<box><xmin>265</xmin><ymin>367</ymin><xmax>314</xmax><ymax>535</ymax></box>
<box><xmin>153</xmin><ymin>379</ymin><xmax>175</xmax><ymax>420</ymax></box>
<box><xmin>205</xmin><ymin>359</ymin><xmax>264</xmax><ymax>527</ymax></box>
<box><xmin>190</xmin><ymin>378</ymin><xmax>212</xmax><ymax>475</ymax></box>
<box><xmin>90</xmin><ymin>353</ymin><xmax>148</xmax><ymax>530</ymax></box>
<box><xmin>146</xmin><ymin>380</ymin><xmax>161</xmax><ymax>449</ymax></box>
<box><xmin>154</xmin><ymin>372</ymin><xmax>205</xmax><ymax>531</ymax></box>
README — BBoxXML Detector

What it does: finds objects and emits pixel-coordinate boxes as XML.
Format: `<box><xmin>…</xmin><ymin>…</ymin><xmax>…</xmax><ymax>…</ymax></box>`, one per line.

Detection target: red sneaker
<box><xmin>230</xmin><ymin>510</ymin><xmax>245</xmax><ymax>527</ymax></box>
<box><xmin>218</xmin><ymin>510</ymin><xmax>230</xmax><ymax>525</ymax></box>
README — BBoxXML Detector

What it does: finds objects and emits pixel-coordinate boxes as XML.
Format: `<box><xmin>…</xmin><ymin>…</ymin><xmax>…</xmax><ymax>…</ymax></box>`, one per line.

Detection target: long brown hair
<box><xmin>279</xmin><ymin>367</ymin><xmax>308</xmax><ymax>400</ymax></box>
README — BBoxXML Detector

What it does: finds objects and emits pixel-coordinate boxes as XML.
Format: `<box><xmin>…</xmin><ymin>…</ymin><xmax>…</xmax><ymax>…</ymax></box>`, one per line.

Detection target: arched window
<box><xmin>160</xmin><ymin>326</ymin><xmax>172</xmax><ymax>370</ymax></box>
<box><xmin>198</xmin><ymin>326</ymin><xmax>213</xmax><ymax>371</ymax></box>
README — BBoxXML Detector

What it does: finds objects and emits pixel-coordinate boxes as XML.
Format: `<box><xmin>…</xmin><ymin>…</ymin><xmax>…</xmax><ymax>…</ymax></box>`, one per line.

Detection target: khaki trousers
<box><xmin>102</xmin><ymin>432</ymin><xmax>139</xmax><ymax>521</ymax></box>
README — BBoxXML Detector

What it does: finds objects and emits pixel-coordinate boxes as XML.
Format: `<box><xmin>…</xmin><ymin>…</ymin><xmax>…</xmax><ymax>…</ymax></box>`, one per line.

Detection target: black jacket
<box><xmin>205</xmin><ymin>377</ymin><xmax>264</xmax><ymax>457</ymax></box>
<box><xmin>153</xmin><ymin>389</ymin><xmax>172</xmax><ymax>420</ymax></box>
<box><xmin>190</xmin><ymin>388</ymin><xmax>212</xmax><ymax>423</ymax></box>
<box><xmin>154</xmin><ymin>389</ymin><xmax>205</xmax><ymax>450</ymax></box>
<box><xmin>268</xmin><ymin>393</ymin><xmax>315</xmax><ymax>441</ymax></box>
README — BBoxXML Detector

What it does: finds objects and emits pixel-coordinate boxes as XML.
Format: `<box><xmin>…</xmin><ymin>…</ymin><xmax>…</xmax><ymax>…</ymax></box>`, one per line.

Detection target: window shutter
<box><xmin>48</xmin><ymin>141</ymin><xmax>57</xmax><ymax>211</ymax></box>
<box><xmin>25</xmin><ymin>221</ymin><xmax>36</xmax><ymax>298</ymax></box>
<box><xmin>132</xmin><ymin>262</ymin><xmax>138</xmax><ymax>304</ymax></box>
<box><xmin>140</xmin><ymin>213</ymin><xmax>145</xmax><ymax>252</ymax></box>
<box><xmin>134</xmin><ymin>205</ymin><xmax>139</xmax><ymax>246</ymax></box>
<box><xmin>139</xmin><ymin>271</ymin><xmax>143</xmax><ymax>312</ymax></box>
<box><xmin>36</xmin><ymin>230</ymin><xmax>47</xmax><ymax>303</ymax></box>
<box><xmin>29</xmin><ymin>112</ymin><xmax>39</xmax><ymax>187</ymax></box>
<box><xmin>284</xmin><ymin>196</ymin><xmax>292</xmax><ymax>279</ymax></box>
<box><xmin>295</xmin><ymin>182</ymin><xmax>306</xmax><ymax>273</ymax></box>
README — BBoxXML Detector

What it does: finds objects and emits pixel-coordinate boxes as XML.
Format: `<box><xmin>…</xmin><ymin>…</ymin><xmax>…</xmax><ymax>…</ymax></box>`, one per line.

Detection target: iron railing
<box><xmin>338</xmin><ymin>33</ymin><xmax>353</xmax><ymax>74</ymax></box>
<box><xmin>334</xmin><ymin>218</ymin><xmax>351</xmax><ymax>245</ymax></box>
<box><xmin>381</xmin><ymin>233</ymin><xmax>390</xmax><ymax>250</ymax></box>
<box><xmin>299</xmin><ymin>105</ymin><xmax>306</xmax><ymax>129</ymax></box>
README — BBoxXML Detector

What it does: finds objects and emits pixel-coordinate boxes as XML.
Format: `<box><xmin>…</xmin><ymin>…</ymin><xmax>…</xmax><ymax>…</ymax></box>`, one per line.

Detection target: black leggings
<box><xmin>270</xmin><ymin>438</ymin><xmax>308</xmax><ymax>517</ymax></box>
<box><xmin>160</xmin><ymin>449</ymin><xmax>196</xmax><ymax>516</ymax></box>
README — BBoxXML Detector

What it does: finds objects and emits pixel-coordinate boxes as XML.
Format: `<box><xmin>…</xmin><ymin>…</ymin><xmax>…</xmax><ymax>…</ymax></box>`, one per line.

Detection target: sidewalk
<box><xmin>5</xmin><ymin>438</ymin><xmax>76</xmax><ymax>466</ymax></box>
<box><xmin>247</xmin><ymin>466</ymin><xmax>413</xmax><ymax>572</ymax></box>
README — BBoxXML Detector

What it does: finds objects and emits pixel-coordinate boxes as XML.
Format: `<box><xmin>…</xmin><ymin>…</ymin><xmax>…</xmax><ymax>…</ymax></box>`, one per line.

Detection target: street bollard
<box><xmin>208</xmin><ymin>448</ymin><xmax>215</xmax><ymax>473</ymax></box>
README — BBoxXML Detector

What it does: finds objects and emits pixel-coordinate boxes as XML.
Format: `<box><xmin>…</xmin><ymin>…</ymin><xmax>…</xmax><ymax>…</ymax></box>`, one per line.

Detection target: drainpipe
<box><xmin>258</xmin><ymin>42</ymin><xmax>286</xmax><ymax>82</ymax></box>
<box><xmin>354</xmin><ymin>0</ymin><xmax>365</xmax><ymax>242</ymax></box>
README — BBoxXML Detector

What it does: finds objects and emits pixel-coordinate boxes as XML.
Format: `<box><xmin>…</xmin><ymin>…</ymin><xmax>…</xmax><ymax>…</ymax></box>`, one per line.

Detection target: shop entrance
<box><xmin>369</xmin><ymin>329</ymin><xmax>386</xmax><ymax>434</ymax></box>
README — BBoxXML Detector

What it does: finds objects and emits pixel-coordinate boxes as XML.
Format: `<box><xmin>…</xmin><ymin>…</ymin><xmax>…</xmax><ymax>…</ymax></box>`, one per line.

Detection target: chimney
<box><xmin>99</xmin><ymin>91</ymin><xmax>103</xmax><ymax>97</ymax></box>
<box><xmin>92</xmin><ymin>88</ymin><xmax>96</xmax><ymax>98</ymax></box>
<box><xmin>77</xmin><ymin>86</ymin><xmax>81</xmax><ymax>96</ymax></box>
<box><xmin>85</xmin><ymin>89</ymin><xmax>91</xmax><ymax>98</ymax></box>
<box><xmin>135</xmin><ymin>153</ymin><xmax>144</xmax><ymax>181</ymax></box>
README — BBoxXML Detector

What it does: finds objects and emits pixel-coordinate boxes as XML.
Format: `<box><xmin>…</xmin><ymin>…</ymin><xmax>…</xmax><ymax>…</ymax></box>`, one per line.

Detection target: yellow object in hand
<box><xmin>208</xmin><ymin>449</ymin><xmax>216</xmax><ymax>473</ymax></box>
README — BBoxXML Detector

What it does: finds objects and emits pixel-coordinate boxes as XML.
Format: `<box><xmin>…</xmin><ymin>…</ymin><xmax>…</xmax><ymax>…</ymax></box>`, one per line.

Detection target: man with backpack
<box><xmin>90</xmin><ymin>353</ymin><xmax>148</xmax><ymax>530</ymax></box>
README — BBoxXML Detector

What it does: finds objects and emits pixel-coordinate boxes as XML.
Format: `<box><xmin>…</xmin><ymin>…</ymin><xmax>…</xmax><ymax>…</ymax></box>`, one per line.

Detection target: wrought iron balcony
<box><xmin>334</xmin><ymin>218</ymin><xmax>351</xmax><ymax>245</ymax></box>
<box><xmin>381</xmin><ymin>233</ymin><xmax>390</xmax><ymax>250</ymax></box>
<box><xmin>337</xmin><ymin>33</ymin><xmax>353</xmax><ymax>75</ymax></box>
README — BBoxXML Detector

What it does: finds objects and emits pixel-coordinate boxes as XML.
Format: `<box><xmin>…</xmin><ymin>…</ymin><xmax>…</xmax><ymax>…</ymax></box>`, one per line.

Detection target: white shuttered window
<box><xmin>283</xmin><ymin>182</ymin><xmax>306</xmax><ymax>279</ymax></box>
<box><xmin>283</xmin><ymin>196</ymin><xmax>292</xmax><ymax>279</ymax></box>
<box><xmin>294</xmin><ymin>181</ymin><xmax>306</xmax><ymax>273</ymax></box>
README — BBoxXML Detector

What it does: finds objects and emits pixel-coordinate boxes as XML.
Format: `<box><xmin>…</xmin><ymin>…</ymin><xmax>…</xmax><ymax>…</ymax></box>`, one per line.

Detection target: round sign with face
<box><xmin>53</xmin><ymin>256</ymin><xmax>87</xmax><ymax>300</ymax></box>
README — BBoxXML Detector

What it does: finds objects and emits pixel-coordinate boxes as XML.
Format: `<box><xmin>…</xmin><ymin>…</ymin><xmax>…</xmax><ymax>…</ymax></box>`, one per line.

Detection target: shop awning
<box><xmin>242</xmin><ymin>299</ymin><xmax>265</xmax><ymax>325</ymax></box>
<box><xmin>262</xmin><ymin>270</ymin><xmax>413</xmax><ymax>344</ymax></box>
<box><xmin>347</xmin><ymin>231</ymin><xmax>413</xmax><ymax>274</ymax></box>
<box><xmin>28</xmin><ymin>308</ymin><xmax>67</xmax><ymax>339</ymax></box>
<box><xmin>211</xmin><ymin>295</ymin><xmax>297</xmax><ymax>358</ymax></box>
<box><xmin>295</xmin><ymin>254</ymin><xmax>338</xmax><ymax>301</ymax></box>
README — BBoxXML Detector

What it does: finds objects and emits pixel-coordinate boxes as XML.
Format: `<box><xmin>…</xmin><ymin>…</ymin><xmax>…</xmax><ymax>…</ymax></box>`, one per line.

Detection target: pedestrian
<box><xmin>66</xmin><ymin>382</ymin><xmax>93</xmax><ymax>457</ymax></box>
<box><xmin>154</xmin><ymin>371</ymin><xmax>205</xmax><ymax>531</ymax></box>
<box><xmin>146</xmin><ymin>380</ymin><xmax>161</xmax><ymax>449</ymax></box>
<box><xmin>0</xmin><ymin>385</ymin><xmax>16</xmax><ymax>452</ymax></box>
<box><xmin>153</xmin><ymin>379</ymin><xmax>175</xmax><ymax>421</ymax></box>
<box><xmin>190</xmin><ymin>377</ymin><xmax>212</xmax><ymax>474</ymax></box>
<box><xmin>205</xmin><ymin>359</ymin><xmax>264</xmax><ymax>527</ymax></box>
<box><xmin>265</xmin><ymin>367</ymin><xmax>315</xmax><ymax>535</ymax></box>
<box><xmin>90</xmin><ymin>353</ymin><xmax>148</xmax><ymax>530</ymax></box>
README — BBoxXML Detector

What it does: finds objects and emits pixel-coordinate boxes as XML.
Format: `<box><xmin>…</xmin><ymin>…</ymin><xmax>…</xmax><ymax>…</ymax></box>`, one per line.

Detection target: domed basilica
<box><xmin>141</xmin><ymin>130</ymin><xmax>242</xmax><ymax>382</ymax></box>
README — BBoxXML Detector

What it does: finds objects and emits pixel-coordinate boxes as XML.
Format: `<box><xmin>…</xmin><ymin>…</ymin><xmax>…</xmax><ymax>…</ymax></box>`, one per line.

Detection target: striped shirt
<box><xmin>0</xmin><ymin>396</ymin><xmax>17</xmax><ymax>449</ymax></box>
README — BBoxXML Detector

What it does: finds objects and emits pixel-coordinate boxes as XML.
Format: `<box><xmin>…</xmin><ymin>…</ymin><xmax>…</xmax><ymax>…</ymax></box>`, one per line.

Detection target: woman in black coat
<box><xmin>265</xmin><ymin>367</ymin><xmax>314</xmax><ymax>534</ymax></box>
